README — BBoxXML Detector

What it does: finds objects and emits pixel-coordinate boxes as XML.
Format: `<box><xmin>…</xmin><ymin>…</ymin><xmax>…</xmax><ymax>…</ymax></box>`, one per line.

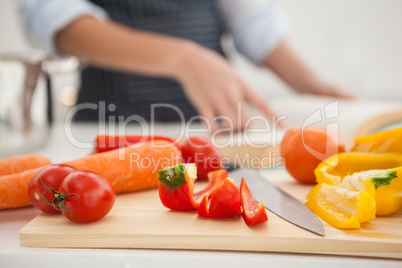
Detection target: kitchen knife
<box><xmin>228</xmin><ymin>168</ymin><xmax>325</xmax><ymax>237</ymax></box>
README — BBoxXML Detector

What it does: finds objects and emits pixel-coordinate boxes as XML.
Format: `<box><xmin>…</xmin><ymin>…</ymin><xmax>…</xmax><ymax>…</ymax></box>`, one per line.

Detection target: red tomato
<box><xmin>28</xmin><ymin>164</ymin><xmax>77</xmax><ymax>213</ymax></box>
<box><xmin>280</xmin><ymin>127</ymin><xmax>346</xmax><ymax>183</ymax></box>
<box><xmin>57</xmin><ymin>171</ymin><xmax>115</xmax><ymax>223</ymax></box>
<box><xmin>181</xmin><ymin>137</ymin><xmax>223</xmax><ymax>180</ymax></box>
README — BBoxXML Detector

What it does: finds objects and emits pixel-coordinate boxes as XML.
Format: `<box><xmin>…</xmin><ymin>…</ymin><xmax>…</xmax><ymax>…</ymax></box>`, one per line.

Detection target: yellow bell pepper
<box><xmin>314</xmin><ymin>152</ymin><xmax>402</xmax><ymax>185</ymax></box>
<box><xmin>315</xmin><ymin>152</ymin><xmax>402</xmax><ymax>216</ymax></box>
<box><xmin>308</xmin><ymin>128</ymin><xmax>402</xmax><ymax>225</ymax></box>
<box><xmin>306</xmin><ymin>183</ymin><xmax>376</xmax><ymax>229</ymax></box>
<box><xmin>341</xmin><ymin>168</ymin><xmax>402</xmax><ymax>215</ymax></box>
<box><xmin>352</xmin><ymin>127</ymin><xmax>402</xmax><ymax>154</ymax></box>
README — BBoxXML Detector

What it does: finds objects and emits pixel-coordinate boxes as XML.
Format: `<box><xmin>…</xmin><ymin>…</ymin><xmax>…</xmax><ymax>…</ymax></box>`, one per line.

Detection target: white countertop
<box><xmin>2</xmin><ymin>96</ymin><xmax>402</xmax><ymax>267</ymax></box>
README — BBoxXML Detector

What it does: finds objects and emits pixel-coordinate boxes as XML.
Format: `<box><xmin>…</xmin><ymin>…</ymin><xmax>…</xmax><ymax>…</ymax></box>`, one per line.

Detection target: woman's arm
<box><xmin>263</xmin><ymin>40</ymin><xmax>355</xmax><ymax>99</ymax></box>
<box><xmin>55</xmin><ymin>16</ymin><xmax>276</xmax><ymax>130</ymax></box>
<box><xmin>56</xmin><ymin>16</ymin><xmax>193</xmax><ymax>78</ymax></box>
<box><xmin>216</xmin><ymin>0</ymin><xmax>353</xmax><ymax>99</ymax></box>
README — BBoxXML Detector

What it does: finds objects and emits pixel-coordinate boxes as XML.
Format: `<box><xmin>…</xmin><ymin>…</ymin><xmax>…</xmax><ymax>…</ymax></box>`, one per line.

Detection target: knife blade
<box><xmin>228</xmin><ymin>168</ymin><xmax>325</xmax><ymax>237</ymax></box>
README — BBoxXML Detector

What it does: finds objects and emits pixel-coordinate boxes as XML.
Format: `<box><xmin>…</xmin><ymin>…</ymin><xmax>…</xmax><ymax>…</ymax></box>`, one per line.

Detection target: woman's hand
<box><xmin>172</xmin><ymin>42</ymin><xmax>276</xmax><ymax>131</ymax></box>
<box><xmin>56</xmin><ymin>17</ymin><xmax>276</xmax><ymax>131</ymax></box>
<box><xmin>264</xmin><ymin>40</ymin><xmax>355</xmax><ymax>100</ymax></box>
<box><xmin>300</xmin><ymin>79</ymin><xmax>355</xmax><ymax>99</ymax></box>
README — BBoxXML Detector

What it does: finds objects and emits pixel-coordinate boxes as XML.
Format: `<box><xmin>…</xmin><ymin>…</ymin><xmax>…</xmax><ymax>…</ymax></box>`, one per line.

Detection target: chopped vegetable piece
<box><xmin>352</xmin><ymin>127</ymin><xmax>402</xmax><ymax>154</ymax></box>
<box><xmin>306</xmin><ymin>183</ymin><xmax>376</xmax><ymax>229</ymax></box>
<box><xmin>240</xmin><ymin>178</ymin><xmax>268</xmax><ymax>226</ymax></box>
<box><xmin>341</xmin><ymin>168</ymin><xmax>402</xmax><ymax>215</ymax></box>
<box><xmin>158</xmin><ymin>164</ymin><xmax>199</xmax><ymax>211</ymax></box>
<box><xmin>314</xmin><ymin>152</ymin><xmax>402</xmax><ymax>186</ymax></box>
<box><xmin>193</xmin><ymin>169</ymin><xmax>227</xmax><ymax>203</ymax></box>
<box><xmin>197</xmin><ymin>178</ymin><xmax>242</xmax><ymax>218</ymax></box>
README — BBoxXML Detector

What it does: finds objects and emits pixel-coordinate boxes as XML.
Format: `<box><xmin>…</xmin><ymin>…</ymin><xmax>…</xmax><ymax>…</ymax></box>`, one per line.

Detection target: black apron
<box><xmin>75</xmin><ymin>0</ymin><xmax>224</xmax><ymax>122</ymax></box>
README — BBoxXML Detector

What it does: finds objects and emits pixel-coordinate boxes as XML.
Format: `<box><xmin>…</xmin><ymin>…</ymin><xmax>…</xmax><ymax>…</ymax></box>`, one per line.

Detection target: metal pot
<box><xmin>0</xmin><ymin>51</ymin><xmax>76</xmax><ymax>157</ymax></box>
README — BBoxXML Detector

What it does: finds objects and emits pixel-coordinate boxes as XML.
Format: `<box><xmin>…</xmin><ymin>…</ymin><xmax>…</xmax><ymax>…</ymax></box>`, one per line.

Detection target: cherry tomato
<box><xmin>280</xmin><ymin>127</ymin><xmax>346</xmax><ymax>183</ymax></box>
<box><xmin>28</xmin><ymin>164</ymin><xmax>77</xmax><ymax>213</ymax></box>
<box><xmin>57</xmin><ymin>171</ymin><xmax>115</xmax><ymax>223</ymax></box>
<box><xmin>181</xmin><ymin>137</ymin><xmax>223</xmax><ymax>180</ymax></box>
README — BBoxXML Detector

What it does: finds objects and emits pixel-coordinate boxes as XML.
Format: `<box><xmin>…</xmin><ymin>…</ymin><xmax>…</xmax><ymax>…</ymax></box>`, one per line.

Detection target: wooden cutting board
<box><xmin>20</xmin><ymin>170</ymin><xmax>402</xmax><ymax>259</ymax></box>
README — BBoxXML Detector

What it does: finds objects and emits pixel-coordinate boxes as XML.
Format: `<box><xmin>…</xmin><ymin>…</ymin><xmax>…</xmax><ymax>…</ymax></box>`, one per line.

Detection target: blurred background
<box><xmin>0</xmin><ymin>0</ymin><xmax>401</xmax><ymax>121</ymax></box>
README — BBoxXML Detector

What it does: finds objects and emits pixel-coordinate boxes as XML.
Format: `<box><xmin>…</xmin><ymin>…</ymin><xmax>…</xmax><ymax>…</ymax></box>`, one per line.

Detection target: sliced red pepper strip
<box><xmin>95</xmin><ymin>135</ymin><xmax>179</xmax><ymax>153</ymax></box>
<box><xmin>158</xmin><ymin>168</ymin><xmax>229</xmax><ymax>211</ymax></box>
<box><xmin>193</xmin><ymin>169</ymin><xmax>227</xmax><ymax>203</ymax></box>
<box><xmin>240</xmin><ymin>178</ymin><xmax>268</xmax><ymax>226</ymax></box>
<box><xmin>158</xmin><ymin>164</ymin><xmax>198</xmax><ymax>211</ymax></box>
<box><xmin>197</xmin><ymin>178</ymin><xmax>242</xmax><ymax>218</ymax></box>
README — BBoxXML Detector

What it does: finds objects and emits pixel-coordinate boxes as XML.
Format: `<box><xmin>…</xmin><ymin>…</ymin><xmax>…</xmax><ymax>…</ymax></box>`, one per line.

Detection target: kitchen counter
<box><xmin>1</xmin><ymin>96</ymin><xmax>402</xmax><ymax>267</ymax></box>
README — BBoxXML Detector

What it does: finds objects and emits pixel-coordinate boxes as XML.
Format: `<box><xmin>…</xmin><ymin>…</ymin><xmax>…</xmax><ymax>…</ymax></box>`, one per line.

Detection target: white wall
<box><xmin>230</xmin><ymin>0</ymin><xmax>402</xmax><ymax>101</ymax></box>
<box><xmin>0</xmin><ymin>0</ymin><xmax>31</xmax><ymax>52</ymax></box>
<box><xmin>0</xmin><ymin>0</ymin><xmax>401</xmax><ymax>116</ymax></box>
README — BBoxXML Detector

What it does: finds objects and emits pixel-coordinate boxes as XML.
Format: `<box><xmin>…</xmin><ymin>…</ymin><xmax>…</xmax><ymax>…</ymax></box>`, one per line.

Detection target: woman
<box><xmin>20</xmin><ymin>0</ymin><xmax>353</xmax><ymax>131</ymax></box>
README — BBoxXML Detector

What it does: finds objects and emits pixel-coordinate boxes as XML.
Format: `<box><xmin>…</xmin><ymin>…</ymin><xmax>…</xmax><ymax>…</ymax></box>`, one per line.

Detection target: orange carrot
<box><xmin>0</xmin><ymin>167</ymin><xmax>42</xmax><ymax>209</ymax></box>
<box><xmin>63</xmin><ymin>140</ymin><xmax>181</xmax><ymax>194</ymax></box>
<box><xmin>0</xmin><ymin>141</ymin><xmax>180</xmax><ymax>210</ymax></box>
<box><xmin>0</xmin><ymin>154</ymin><xmax>51</xmax><ymax>177</ymax></box>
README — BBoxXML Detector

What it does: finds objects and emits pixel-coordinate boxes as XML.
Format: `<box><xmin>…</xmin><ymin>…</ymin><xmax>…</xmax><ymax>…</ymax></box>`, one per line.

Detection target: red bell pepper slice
<box><xmin>193</xmin><ymin>169</ymin><xmax>227</xmax><ymax>203</ymax></box>
<box><xmin>197</xmin><ymin>178</ymin><xmax>242</xmax><ymax>218</ymax></box>
<box><xmin>158</xmin><ymin>167</ymin><xmax>228</xmax><ymax>211</ymax></box>
<box><xmin>158</xmin><ymin>164</ymin><xmax>198</xmax><ymax>211</ymax></box>
<box><xmin>240</xmin><ymin>178</ymin><xmax>268</xmax><ymax>226</ymax></box>
<box><xmin>95</xmin><ymin>135</ymin><xmax>179</xmax><ymax>153</ymax></box>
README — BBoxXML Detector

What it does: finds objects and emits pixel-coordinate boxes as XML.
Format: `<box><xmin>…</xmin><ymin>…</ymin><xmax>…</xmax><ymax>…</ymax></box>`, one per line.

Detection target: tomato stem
<box><xmin>40</xmin><ymin>177</ymin><xmax>79</xmax><ymax>216</ymax></box>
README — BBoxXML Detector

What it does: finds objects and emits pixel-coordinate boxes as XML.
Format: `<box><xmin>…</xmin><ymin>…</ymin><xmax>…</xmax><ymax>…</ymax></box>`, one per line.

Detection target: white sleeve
<box><xmin>18</xmin><ymin>0</ymin><xmax>108</xmax><ymax>54</ymax></box>
<box><xmin>217</xmin><ymin>0</ymin><xmax>290</xmax><ymax>65</ymax></box>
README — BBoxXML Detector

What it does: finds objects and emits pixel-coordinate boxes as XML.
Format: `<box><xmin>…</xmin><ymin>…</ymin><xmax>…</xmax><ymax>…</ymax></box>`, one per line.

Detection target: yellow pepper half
<box><xmin>314</xmin><ymin>152</ymin><xmax>402</xmax><ymax>216</ymax></box>
<box><xmin>340</xmin><ymin>168</ymin><xmax>402</xmax><ymax>215</ymax></box>
<box><xmin>352</xmin><ymin>127</ymin><xmax>402</xmax><ymax>154</ymax></box>
<box><xmin>307</xmin><ymin>128</ymin><xmax>402</xmax><ymax>227</ymax></box>
<box><xmin>306</xmin><ymin>183</ymin><xmax>376</xmax><ymax>229</ymax></box>
<box><xmin>314</xmin><ymin>152</ymin><xmax>402</xmax><ymax>185</ymax></box>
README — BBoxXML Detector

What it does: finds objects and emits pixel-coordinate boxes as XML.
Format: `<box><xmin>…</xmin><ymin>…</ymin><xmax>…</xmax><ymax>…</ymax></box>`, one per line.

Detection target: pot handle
<box><xmin>45</xmin><ymin>72</ymin><xmax>53</xmax><ymax>125</ymax></box>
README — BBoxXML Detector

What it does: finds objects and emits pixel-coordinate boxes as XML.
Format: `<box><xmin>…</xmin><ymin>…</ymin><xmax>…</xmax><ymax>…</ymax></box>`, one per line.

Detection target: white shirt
<box><xmin>19</xmin><ymin>0</ymin><xmax>289</xmax><ymax>64</ymax></box>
